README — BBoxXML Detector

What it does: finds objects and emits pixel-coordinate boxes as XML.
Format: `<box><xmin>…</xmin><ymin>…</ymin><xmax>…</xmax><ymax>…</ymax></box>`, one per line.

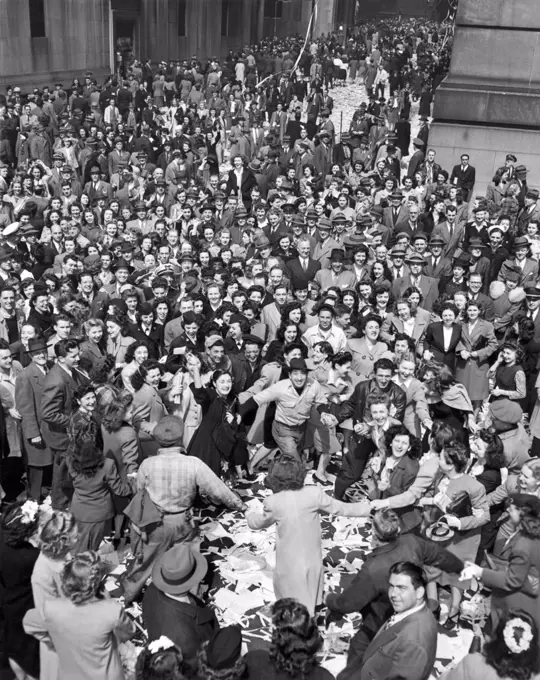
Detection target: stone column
<box><xmin>429</xmin><ymin>0</ymin><xmax>540</xmax><ymax>195</ymax></box>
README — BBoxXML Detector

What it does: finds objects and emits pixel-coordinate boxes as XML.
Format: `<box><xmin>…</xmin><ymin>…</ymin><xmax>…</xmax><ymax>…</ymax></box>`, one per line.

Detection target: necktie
<box><xmin>302</xmin><ymin>258</ymin><xmax>307</xmax><ymax>272</ymax></box>
<box><xmin>384</xmin><ymin>615</ymin><xmax>397</xmax><ymax>631</ymax></box>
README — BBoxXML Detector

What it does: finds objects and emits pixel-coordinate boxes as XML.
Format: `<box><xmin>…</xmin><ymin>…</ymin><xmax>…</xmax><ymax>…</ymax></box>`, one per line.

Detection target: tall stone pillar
<box><xmin>429</xmin><ymin>0</ymin><xmax>540</xmax><ymax>195</ymax></box>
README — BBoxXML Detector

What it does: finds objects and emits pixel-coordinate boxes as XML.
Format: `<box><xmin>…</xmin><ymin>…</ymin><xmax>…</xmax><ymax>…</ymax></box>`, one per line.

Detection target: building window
<box><xmin>221</xmin><ymin>0</ymin><xmax>229</xmax><ymax>36</ymax></box>
<box><xmin>177</xmin><ymin>0</ymin><xmax>186</xmax><ymax>36</ymax></box>
<box><xmin>264</xmin><ymin>0</ymin><xmax>283</xmax><ymax>19</ymax></box>
<box><xmin>29</xmin><ymin>0</ymin><xmax>46</xmax><ymax>38</ymax></box>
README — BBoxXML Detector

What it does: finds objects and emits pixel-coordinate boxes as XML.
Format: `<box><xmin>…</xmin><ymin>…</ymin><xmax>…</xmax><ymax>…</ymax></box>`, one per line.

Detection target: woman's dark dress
<box><xmin>187</xmin><ymin>386</ymin><xmax>247</xmax><ymax>476</ymax></box>
<box><xmin>423</xmin><ymin>399</ymin><xmax>470</xmax><ymax>451</ymax></box>
<box><xmin>0</xmin><ymin>532</ymin><xmax>40</xmax><ymax>677</ymax></box>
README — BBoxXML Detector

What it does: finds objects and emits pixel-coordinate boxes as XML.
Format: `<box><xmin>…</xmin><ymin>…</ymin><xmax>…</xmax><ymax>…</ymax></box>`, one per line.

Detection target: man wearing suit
<box><xmin>249</xmin><ymin>119</ymin><xmax>265</xmax><ymax>158</ymax></box>
<box><xmin>406</xmin><ymin>138</ymin><xmax>425</xmax><ymax>178</ymax></box>
<box><xmin>314</xmin><ymin>249</ymin><xmax>356</xmax><ymax>290</ymax></box>
<box><xmin>14</xmin><ymin>337</ymin><xmax>53</xmax><ymax>500</ymax></box>
<box><xmin>41</xmin><ymin>338</ymin><xmax>87</xmax><ymax>510</ymax></box>
<box><xmin>127</xmin><ymin>202</ymin><xmax>154</xmax><ymax>236</ymax></box>
<box><xmin>382</xmin><ymin>191</ymin><xmax>409</xmax><ymax>229</ymax></box>
<box><xmin>83</xmin><ymin>166</ymin><xmax>113</xmax><ymax>201</ymax></box>
<box><xmin>42</xmin><ymin>224</ymin><xmax>65</xmax><ymax>268</ymax></box>
<box><xmin>75</xmin><ymin>271</ymin><xmax>110</xmax><ymax>319</ymax></box>
<box><xmin>450</xmin><ymin>152</ymin><xmax>476</xmax><ymax>202</ymax></box>
<box><xmin>498</xmin><ymin>236</ymin><xmax>539</xmax><ymax>287</ymax></box>
<box><xmin>286</xmin><ymin>236</ymin><xmax>321</xmax><ymax>290</ymax></box>
<box><xmin>423</xmin><ymin>235</ymin><xmax>452</xmax><ymax>280</ymax></box>
<box><xmin>313</xmin><ymin>130</ymin><xmax>333</xmax><ymax>177</ymax></box>
<box><xmin>47</xmin><ymin>153</ymin><xmax>68</xmax><ymax>196</ymax></box>
<box><xmin>108</xmin><ymin>137</ymin><xmax>131</xmax><ymax>178</ymax></box>
<box><xmin>394</xmin><ymin>204</ymin><xmax>428</xmax><ymax>239</ymax></box>
<box><xmin>338</xmin><ymin>560</ymin><xmax>439</xmax><ymax>680</ymax></box>
<box><xmin>312</xmin><ymin>218</ymin><xmax>343</xmax><ymax>269</ymax></box>
<box><xmin>467</xmin><ymin>272</ymin><xmax>495</xmax><ymax>321</ymax></box>
<box><xmin>260</xmin><ymin>285</ymin><xmax>287</xmax><ymax>343</ymax></box>
<box><xmin>263</xmin><ymin>209</ymin><xmax>289</xmax><ymax>247</ymax></box>
<box><xmin>388</xmin><ymin>249</ymin><xmax>410</xmax><ymax>281</ymax></box>
<box><xmin>516</xmin><ymin>283</ymin><xmax>540</xmax><ymax>342</ymax></box>
<box><xmin>515</xmin><ymin>189</ymin><xmax>540</xmax><ymax>234</ymax></box>
<box><xmin>327</xmin><ymin>511</ymin><xmax>462</xmax><ymax>675</ymax></box>
<box><xmin>392</xmin><ymin>254</ymin><xmax>439</xmax><ymax>312</ymax></box>
<box><xmin>430</xmin><ymin>204</ymin><xmax>464</xmax><ymax>260</ymax></box>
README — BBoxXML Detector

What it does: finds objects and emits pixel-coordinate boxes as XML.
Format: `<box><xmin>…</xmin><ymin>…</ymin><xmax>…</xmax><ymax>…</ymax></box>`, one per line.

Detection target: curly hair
<box><xmin>196</xmin><ymin>642</ymin><xmax>246</xmax><ymax>680</ymax></box>
<box><xmin>1</xmin><ymin>501</ymin><xmax>40</xmax><ymax>547</ymax></box>
<box><xmin>281</xmin><ymin>301</ymin><xmax>306</xmax><ymax>326</ymax></box>
<box><xmin>38</xmin><ymin>511</ymin><xmax>79</xmax><ymax>560</ymax></box>
<box><xmin>135</xmin><ymin>645</ymin><xmax>188</xmax><ymax>680</ymax></box>
<box><xmin>476</xmin><ymin>430</ymin><xmax>505</xmax><ymax>470</ymax></box>
<box><xmin>106</xmin><ymin>309</ymin><xmax>131</xmax><ymax>337</ymax></box>
<box><xmin>275</xmin><ymin>321</ymin><xmax>300</xmax><ymax>345</ymax></box>
<box><xmin>484</xmin><ymin>609</ymin><xmax>539</xmax><ymax>680</ymax></box>
<box><xmin>100</xmin><ymin>392</ymin><xmax>134</xmax><ymax>433</ymax></box>
<box><xmin>61</xmin><ymin>551</ymin><xmax>107</xmax><ymax>605</ymax></box>
<box><xmin>384</xmin><ymin>424</ymin><xmax>422</xmax><ymax>460</ymax></box>
<box><xmin>269</xmin><ymin>598</ymin><xmax>322</xmax><ymax>677</ymax></box>
<box><xmin>266</xmin><ymin>455</ymin><xmax>306</xmax><ymax>493</ymax></box>
<box><xmin>68</xmin><ymin>439</ymin><xmax>105</xmax><ymax>478</ymax></box>
<box><xmin>124</xmin><ymin>339</ymin><xmax>149</xmax><ymax>365</ymax></box>
<box><xmin>131</xmin><ymin>359</ymin><xmax>163</xmax><ymax>392</ymax></box>
<box><xmin>441</xmin><ymin>442</ymin><xmax>470</xmax><ymax>474</ymax></box>
<box><xmin>429</xmin><ymin>422</ymin><xmax>456</xmax><ymax>454</ymax></box>
<box><xmin>501</xmin><ymin>341</ymin><xmax>526</xmax><ymax>367</ymax></box>
<box><xmin>88</xmin><ymin>354</ymin><xmax>116</xmax><ymax>384</ymax></box>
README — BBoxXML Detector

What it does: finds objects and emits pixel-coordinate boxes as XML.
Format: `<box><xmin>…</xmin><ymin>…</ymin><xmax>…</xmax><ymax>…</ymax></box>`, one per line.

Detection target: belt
<box><xmin>162</xmin><ymin>508</ymin><xmax>189</xmax><ymax>516</ymax></box>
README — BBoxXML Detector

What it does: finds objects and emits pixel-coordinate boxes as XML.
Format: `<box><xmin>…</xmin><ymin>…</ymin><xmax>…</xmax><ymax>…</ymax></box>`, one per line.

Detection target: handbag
<box><xmin>421</xmin><ymin>491</ymin><xmax>472</xmax><ymax>544</ymax></box>
<box><xmin>446</xmin><ymin>490</ymin><xmax>473</xmax><ymax>519</ymax></box>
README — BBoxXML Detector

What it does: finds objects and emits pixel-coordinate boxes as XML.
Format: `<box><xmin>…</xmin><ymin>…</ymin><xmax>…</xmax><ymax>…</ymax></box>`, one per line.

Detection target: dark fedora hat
<box><xmin>288</xmin><ymin>357</ymin><xmax>308</xmax><ymax>372</ymax></box>
<box><xmin>152</xmin><ymin>544</ymin><xmax>208</xmax><ymax>596</ymax></box>
<box><xmin>27</xmin><ymin>337</ymin><xmax>47</xmax><ymax>354</ymax></box>
<box><xmin>112</xmin><ymin>257</ymin><xmax>133</xmax><ymax>273</ymax></box>
<box><xmin>330</xmin><ymin>248</ymin><xmax>346</xmax><ymax>262</ymax></box>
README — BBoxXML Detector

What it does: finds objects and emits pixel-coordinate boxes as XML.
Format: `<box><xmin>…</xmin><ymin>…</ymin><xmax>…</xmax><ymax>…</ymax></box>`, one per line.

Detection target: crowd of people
<box><xmin>0</xmin><ymin>14</ymin><xmax>539</xmax><ymax>680</ymax></box>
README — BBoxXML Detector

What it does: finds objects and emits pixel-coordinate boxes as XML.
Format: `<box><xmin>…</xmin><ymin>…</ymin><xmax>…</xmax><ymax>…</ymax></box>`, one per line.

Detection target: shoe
<box><xmin>313</xmin><ymin>474</ymin><xmax>332</xmax><ymax>486</ymax></box>
<box><xmin>441</xmin><ymin>611</ymin><xmax>460</xmax><ymax>631</ymax></box>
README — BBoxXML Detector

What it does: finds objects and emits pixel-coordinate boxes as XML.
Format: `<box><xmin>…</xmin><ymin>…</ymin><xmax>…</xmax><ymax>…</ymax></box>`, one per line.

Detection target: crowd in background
<box><xmin>0</xmin><ymin>15</ymin><xmax>539</xmax><ymax>680</ymax></box>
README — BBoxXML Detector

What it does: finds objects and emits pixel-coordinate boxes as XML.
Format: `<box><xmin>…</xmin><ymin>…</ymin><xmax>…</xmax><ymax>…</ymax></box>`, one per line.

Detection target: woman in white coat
<box><xmin>247</xmin><ymin>456</ymin><xmax>369</xmax><ymax>614</ymax></box>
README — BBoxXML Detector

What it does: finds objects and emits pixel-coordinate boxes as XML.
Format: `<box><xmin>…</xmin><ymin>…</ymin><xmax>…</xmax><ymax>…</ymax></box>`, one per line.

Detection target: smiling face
<box><xmin>79</xmin><ymin>391</ymin><xmax>97</xmax><ymax>412</ymax></box>
<box><xmin>398</xmin><ymin>359</ymin><xmax>415</xmax><ymax>382</ymax></box>
<box><xmin>214</xmin><ymin>372</ymin><xmax>232</xmax><ymax>396</ymax></box>
<box><xmin>318</xmin><ymin>310</ymin><xmax>333</xmax><ymax>331</ymax></box>
<box><xmin>518</xmin><ymin>464</ymin><xmax>540</xmax><ymax>493</ymax></box>
<box><xmin>396</xmin><ymin>302</ymin><xmax>411</xmax><ymax>321</ymax></box>
<box><xmin>370</xmin><ymin>402</ymin><xmax>389</xmax><ymax>425</ymax></box>
<box><xmin>391</xmin><ymin>433</ymin><xmax>411</xmax><ymax>458</ymax></box>
<box><xmin>441</xmin><ymin>308</ymin><xmax>456</xmax><ymax>326</ymax></box>
<box><xmin>145</xmin><ymin>367</ymin><xmax>161</xmax><ymax>388</ymax></box>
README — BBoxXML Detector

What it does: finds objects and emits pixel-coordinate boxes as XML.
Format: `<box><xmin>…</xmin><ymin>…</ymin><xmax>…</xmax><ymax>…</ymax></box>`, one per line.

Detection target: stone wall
<box><xmin>0</xmin><ymin>0</ymin><xmax>110</xmax><ymax>88</ymax></box>
<box><xmin>431</xmin><ymin>0</ymin><xmax>540</xmax><ymax>197</ymax></box>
